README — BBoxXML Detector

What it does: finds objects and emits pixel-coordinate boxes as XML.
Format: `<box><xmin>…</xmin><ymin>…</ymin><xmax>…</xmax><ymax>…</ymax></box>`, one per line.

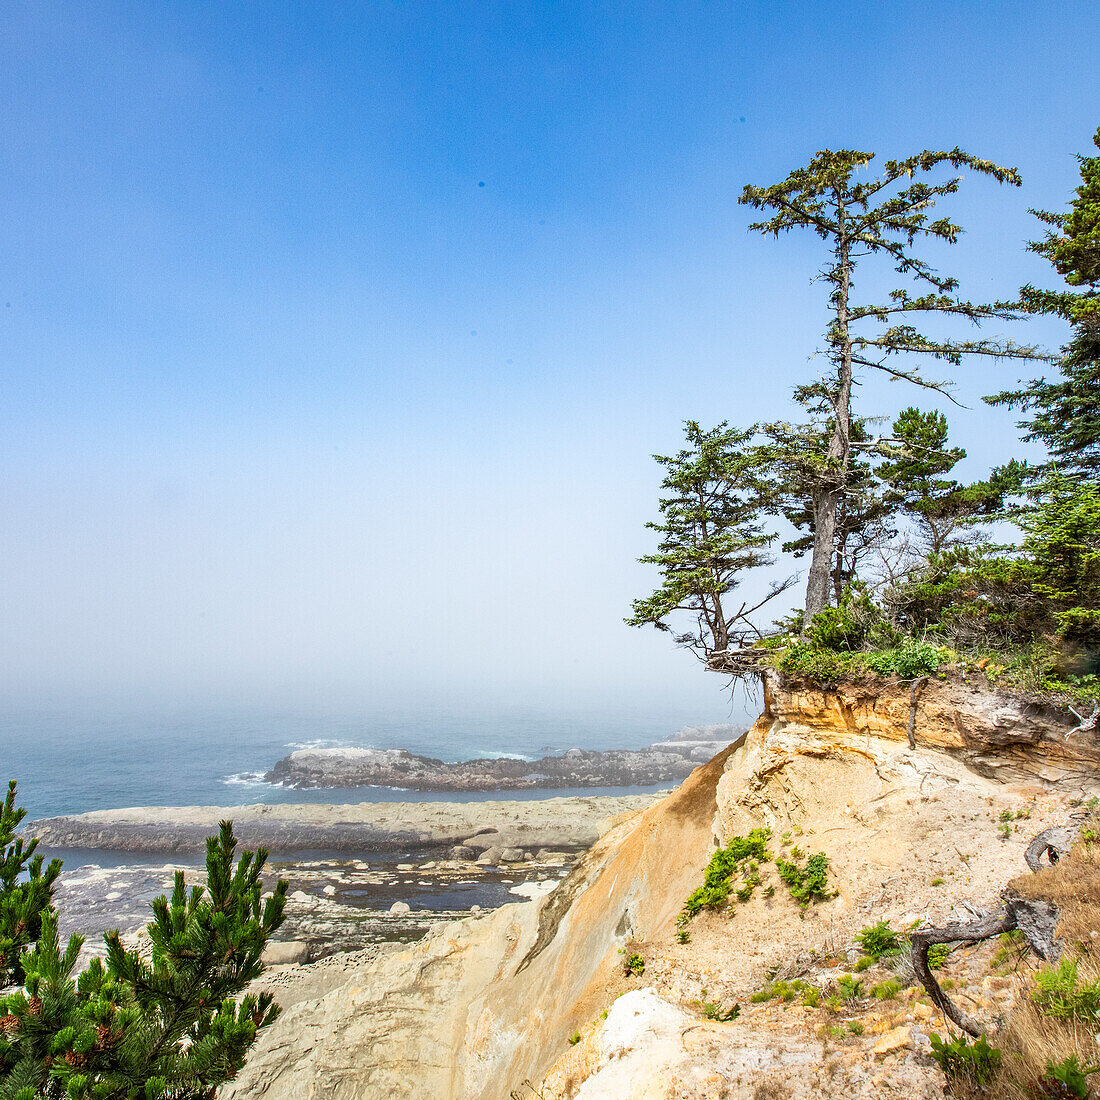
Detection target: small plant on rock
<box><xmin>929</xmin><ymin>1033</ymin><xmax>1001</xmax><ymax>1088</ymax></box>
<box><xmin>836</xmin><ymin>975</ymin><xmax>863</xmax><ymax>1001</ymax></box>
<box><xmin>854</xmin><ymin>919</ymin><xmax>903</xmax><ymax>961</ymax></box>
<box><xmin>1038</xmin><ymin>1055</ymin><xmax>1099</xmax><ymax>1099</ymax></box>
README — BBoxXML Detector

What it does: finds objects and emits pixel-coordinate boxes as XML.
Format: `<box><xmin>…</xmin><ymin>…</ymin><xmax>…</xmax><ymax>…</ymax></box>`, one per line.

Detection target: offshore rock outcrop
<box><xmin>261</xmin><ymin>735</ymin><xmax>740</xmax><ymax>791</ymax></box>
<box><xmin>219</xmin><ymin>673</ymin><xmax>1100</xmax><ymax>1099</ymax></box>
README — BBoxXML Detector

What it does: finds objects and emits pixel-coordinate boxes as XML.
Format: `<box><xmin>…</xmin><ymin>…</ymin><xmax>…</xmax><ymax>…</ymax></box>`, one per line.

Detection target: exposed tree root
<box><xmin>910</xmin><ymin>823</ymin><xmax>1077</xmax><ymax>1036</ymax></box>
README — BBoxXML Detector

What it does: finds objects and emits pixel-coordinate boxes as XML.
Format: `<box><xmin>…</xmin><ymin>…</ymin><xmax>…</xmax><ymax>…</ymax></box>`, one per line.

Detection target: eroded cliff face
<box><xmin>222</xmin><ymin>673</ymin><xmax>1100</xmax><ymax>1100</ymax></box>
<box><xmin>754</xmin><ymin>669</ymin><xmax>1098</xmax><ymax>784</ymax></box>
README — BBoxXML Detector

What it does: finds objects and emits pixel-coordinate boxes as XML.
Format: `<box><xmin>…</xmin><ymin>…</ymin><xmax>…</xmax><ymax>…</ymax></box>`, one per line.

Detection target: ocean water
<box><xmin>0</xmin><ymin>698</ymin><xmax>738</xmax><ymax>821</ymax></box>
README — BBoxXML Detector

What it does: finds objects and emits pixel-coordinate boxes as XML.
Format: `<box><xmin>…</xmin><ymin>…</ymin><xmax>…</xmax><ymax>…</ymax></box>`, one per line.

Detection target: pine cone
<box><xmin>0</xmin><ymin>1014</ymin><xmax>19</xmax><ymax>1033</ymax></box>
<box><xmin>96</xmin><ymin>1023</ymin><xmax>118</xmax><ymax>1048</ymax></box>
<box><xmin>64</xmin><ymin>1051</ymin><xmax>88</xmax><ymax>1069</ymax></box>
<box><xmin>27</xmin><ymin>996</ymin><xmax>42</xmax><ymax>1016</ymax></box>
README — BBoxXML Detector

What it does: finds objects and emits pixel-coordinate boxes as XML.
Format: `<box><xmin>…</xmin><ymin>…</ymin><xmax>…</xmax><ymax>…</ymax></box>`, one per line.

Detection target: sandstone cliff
<box><xmin>222</xmin><ymin>672</ymin><xmax>1100</xmax><ymax>1100</ymax></box>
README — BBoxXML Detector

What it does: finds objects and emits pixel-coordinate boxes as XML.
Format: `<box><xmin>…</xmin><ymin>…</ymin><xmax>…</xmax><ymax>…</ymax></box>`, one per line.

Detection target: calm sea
<box><xmin>0</xmin><ymin>698</ymin><xmax>738</xmax><ymax>821</ymax></box>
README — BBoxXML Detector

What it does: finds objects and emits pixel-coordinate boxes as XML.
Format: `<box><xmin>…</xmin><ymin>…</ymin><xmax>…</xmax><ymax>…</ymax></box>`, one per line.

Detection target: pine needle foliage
<box><xmin>740</xmin><ymin>147</ymin><xmax>1042</xmax><ymax>622</ymax></box>
<box><xmin>0</xmin><ymin>781</ymin><xmax>61</xmax><ymax>988</ymax></box>
<box><xmin>0</xmin><ymin>784</ymin><xmax>288</xmax><ymax>1100</ymax></box>
<box><xmin>627</xmin><ymin>421</ymin><xmax>791</xmax><ymax>659</ymax></box>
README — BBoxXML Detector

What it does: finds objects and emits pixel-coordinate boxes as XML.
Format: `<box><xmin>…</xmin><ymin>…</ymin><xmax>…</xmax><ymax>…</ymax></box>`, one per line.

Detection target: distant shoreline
<box><xmin>25</xmin><ymin>792</ymin><xmax>666</xmax><ymax>855</ymax></box>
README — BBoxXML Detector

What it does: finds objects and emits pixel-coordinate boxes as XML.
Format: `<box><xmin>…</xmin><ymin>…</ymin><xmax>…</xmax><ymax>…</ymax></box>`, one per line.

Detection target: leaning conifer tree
<box><xmin>740</xmin><ymin>148</ymin><xmax>1042</xmax><ymax>624</ymax></box>
<box><xmin>0</xmin><ymin>781</ymin><xmax>288</xmax><ymax>1100</ymax></box>
<box><xmin>627</xmin><ymin>420</ymin><xmax>793</xmax><ymax>663</ymax></box>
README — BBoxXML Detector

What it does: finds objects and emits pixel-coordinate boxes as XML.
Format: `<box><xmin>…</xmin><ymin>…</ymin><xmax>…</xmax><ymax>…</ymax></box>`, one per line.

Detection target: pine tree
<box><xmin>740</xmin><ymin>148</ymin><xmax>1041</xmax><ymax>624</ymax></box>
<box><xmin>987</xmin><ymin>127</ymin><xmax>1100</xmax><ymax>475</ymax></box>
<box><xmin>627</xmin><ymin>421</ymin><xmax>792</xmax><ymax>661</ymax></box>
<box><xmin>0</xmin><ymin>786</ymin><xmax>288</xmax><ymax>1100</ymax></box>
<box><xmin>877</xmin><ymin>407</ymin><xmax>1023</xmax><ymax>555</ymax></box>
<box><xmin>0</xmin><ymin>781</ymin><xmax>61</xmax><ymax>989</ymax></box>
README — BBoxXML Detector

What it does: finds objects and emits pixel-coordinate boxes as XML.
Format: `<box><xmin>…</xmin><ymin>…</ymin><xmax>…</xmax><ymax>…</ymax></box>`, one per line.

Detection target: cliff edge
<box><xmin>221</xmin><ymin>672</ymin><xmax>1100</xmax><ymax>1099</ymax></box>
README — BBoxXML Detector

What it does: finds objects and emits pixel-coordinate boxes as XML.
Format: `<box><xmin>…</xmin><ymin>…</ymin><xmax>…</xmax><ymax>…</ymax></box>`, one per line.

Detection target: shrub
<box><xmin>1032</xmin><ymin>958</ymin><xmax>1100</xmax><ymax>1022</ymax></box>
<box><xmin>1039</xmin><ymin>1055</ymin><xmax>1099</xmax><ymax>1099</ymax></box>
<box><xmin>836</xmin><ymin>975</ymin><xmax>862</xmax><ymax>1001</ymax></box>
<box><xmin>568</xmin><ymin>1031</ymin><xmax>581</xmax><ymax>1045</ymax></box>
<box><xmin>776</xmin><ymin>853</ymin><xmax>836</xmax><ymax>906</ymax></box>
<box><xmin>854</xmin><ymin>920</ymin><xmax>903</xmax><ymax>961</ymax></box>
<box><xmin>928</xmin><ymin>943</ymin><xmax>951</xmax><ymax>969</ymax></box>
<box><xmin>621</xmin><ymin>952</ymin><xmax>646</xmax><ymax>977</ymax></box>
<box><xmin>929</xmin><ymin>1033</ymin><xmax>1001</xmax><ymax>1086</ymax></box>
<box><xmin>681</xmin><ymin>829</ymin><xmax>772</xmax><ymax>920</ymax></box>
<box><xmin>807</xmin><ymin>602</ymin><xmax>867</xmax><ymax>652</ymax></box>
<box><xmin>871</xmin><ymin>979</ymin><xmax>902</xmax><ymax>1000</ymax></box>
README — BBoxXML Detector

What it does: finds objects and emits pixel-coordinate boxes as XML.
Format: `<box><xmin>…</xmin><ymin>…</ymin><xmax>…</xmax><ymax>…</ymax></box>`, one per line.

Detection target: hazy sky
<box><xmin>1</xmin><ymin>2</ymin><xmax>1096</xmax><ymax>720</ymax></box>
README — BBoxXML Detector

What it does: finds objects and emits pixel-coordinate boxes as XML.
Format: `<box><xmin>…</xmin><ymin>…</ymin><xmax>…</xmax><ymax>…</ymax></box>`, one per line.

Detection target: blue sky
<box><xmin>0</xmin><ymin>2</ymin><xmax>1096</xmax><ymax>721</ymax></box>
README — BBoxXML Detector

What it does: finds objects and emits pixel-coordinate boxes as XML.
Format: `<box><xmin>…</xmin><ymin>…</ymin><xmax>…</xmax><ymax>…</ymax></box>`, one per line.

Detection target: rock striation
<box><xmin>261</xmin><ymin>736</ymin><xmax>741</xmax><ymax>791</ymax></box>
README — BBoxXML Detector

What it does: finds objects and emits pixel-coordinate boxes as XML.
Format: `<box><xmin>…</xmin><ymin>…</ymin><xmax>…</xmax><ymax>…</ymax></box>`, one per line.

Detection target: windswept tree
<box><xmin>627</xmin><ymin>421</ymin><xmax>792</xmax><ymax>662</ymax></box>
<box><xmin>740</xmin><ymin>148</ymin><xmax>1042</xmax><ymax>624</ymax></box>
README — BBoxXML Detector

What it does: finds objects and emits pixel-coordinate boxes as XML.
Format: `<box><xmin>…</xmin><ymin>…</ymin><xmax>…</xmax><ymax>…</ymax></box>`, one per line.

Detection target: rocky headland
<box><xmin>214</xmin><ymin>669</ymin><xmax>1100</xmax><ymax>1099</ymax></box>
<box><xmin>260</xmin><ymin>727</ymin><xmax>741</xmax><ymax>791</ymax></box>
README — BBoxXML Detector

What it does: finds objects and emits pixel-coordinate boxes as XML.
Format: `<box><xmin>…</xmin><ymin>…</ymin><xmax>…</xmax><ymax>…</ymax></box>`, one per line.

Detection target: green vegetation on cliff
<box><xmin>631</xmin><ymin>126</ymin><xmax>1100</xmax><ymax>709</ymax></box>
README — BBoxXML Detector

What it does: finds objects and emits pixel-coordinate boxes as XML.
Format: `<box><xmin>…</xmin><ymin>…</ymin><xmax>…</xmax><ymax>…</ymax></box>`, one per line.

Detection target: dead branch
<box><xmin>910</xmin><ymin>824</ymin><xmax>1074</xmax><ymax>1035</ymax></box>
<box><xmin>1066</xmin><ymin>704</ymin><xmax>1100</xmax><ymax>737</ymax></box>
<box><xmin>910</xmin><ymin>908</ymin><xmax>1015</xmax><ymax>1036</ymax></box>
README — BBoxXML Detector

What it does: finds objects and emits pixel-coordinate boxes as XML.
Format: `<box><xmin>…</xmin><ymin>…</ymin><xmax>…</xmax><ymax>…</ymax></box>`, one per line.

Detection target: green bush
<box><xmin>929</xmin><ymin>1033</ymin><xmax>1001</xmax><ymax>1086</ymax></box>
<box><xmin>776</xmin><ymin>852</ymin><xmax>836</xmax><ymax>906</ymax></box>
<box><xmin>0</xmin><ymin>798</ymin><xmax>288</xmax><ymax>1100</ymax></box>
<box><xmin>681</xmin><ymin>829</ymin><xmax>772</xmax><ymax>920</ymax></box>
<box><xmin>1032</xmin><ymin>958</ymin><xmax>1100</xmax><ymax>1022</ymax></box>
<box><xmin>927</xmin><ymin>943</ymin><xmax>951</xmax><ymax>970</ymax></box>
<box><xmin>854</xmin><ymin>920</ymin><xmax>903</xmax><ymax>961</ymax></box>
<box><xmin>807</xmin><ymin>602</ymin><xmax>866</xmax><ymax>652</ymax></box>
<box><xmin>871</xmin><ymin>979</ymin><xmax>901</xmax><ymax>1000</ymax></box>
<box><xmin>1040</xmin><ymin>1055</ymin><xmax>1099</xmax><ymax>1099</ymax></box>
<box><xmin>836</xmin><ymin>975</ymin><xmax>862</xmax><ymax>1001</ymax></box>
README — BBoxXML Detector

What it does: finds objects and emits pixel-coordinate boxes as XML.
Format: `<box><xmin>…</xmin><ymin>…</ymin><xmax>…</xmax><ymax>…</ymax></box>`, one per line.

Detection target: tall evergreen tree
<box><xmin>740</xmin><ymin>149</ymin><xmax>1041</xmax><ymax>624</ymax></box>
<box><xmin>987</xmin><ymin>127</ymin><xmax>1100</xmax><ymax>474</ymax></box>
<box><xmin>761</xmin><ymin>393</ymin><xmax>895</xmax><ymax>604</ymax></box>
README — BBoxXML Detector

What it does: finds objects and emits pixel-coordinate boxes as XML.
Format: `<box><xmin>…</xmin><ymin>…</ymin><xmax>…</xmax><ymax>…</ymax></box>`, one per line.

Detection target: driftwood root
<box><xmin>910</xmin><ymin>824</ymin><xmax>1075</xmax><ymax>1036</ymax></box>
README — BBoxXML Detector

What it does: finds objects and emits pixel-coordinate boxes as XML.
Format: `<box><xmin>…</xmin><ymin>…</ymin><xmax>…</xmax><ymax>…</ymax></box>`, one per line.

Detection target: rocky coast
<box><xmin>30</xmin><ymin>793</ymin><xmax>668</xmax><ymax>967</ymax></box>
<box><xmin>28</xmin><ymin>792</ymin><xmax>663</xmax><ymax>855</ymax></box>
<box><xmin>261</xmin><ymin>726</ymin><xmax>741</xmax><ymax>791</ymax></box>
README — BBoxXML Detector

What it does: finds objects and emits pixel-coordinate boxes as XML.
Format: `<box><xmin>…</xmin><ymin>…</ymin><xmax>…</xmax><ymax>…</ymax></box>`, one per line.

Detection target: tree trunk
<box><xmin>803</xmin><ymin>205</ymin><xmax>853</xmax><ymax>628</ymax></box>
<box><xmin>804</xmin><ymin>488</ymin><xmax>838</xmax><ymax>623</ymax></box>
